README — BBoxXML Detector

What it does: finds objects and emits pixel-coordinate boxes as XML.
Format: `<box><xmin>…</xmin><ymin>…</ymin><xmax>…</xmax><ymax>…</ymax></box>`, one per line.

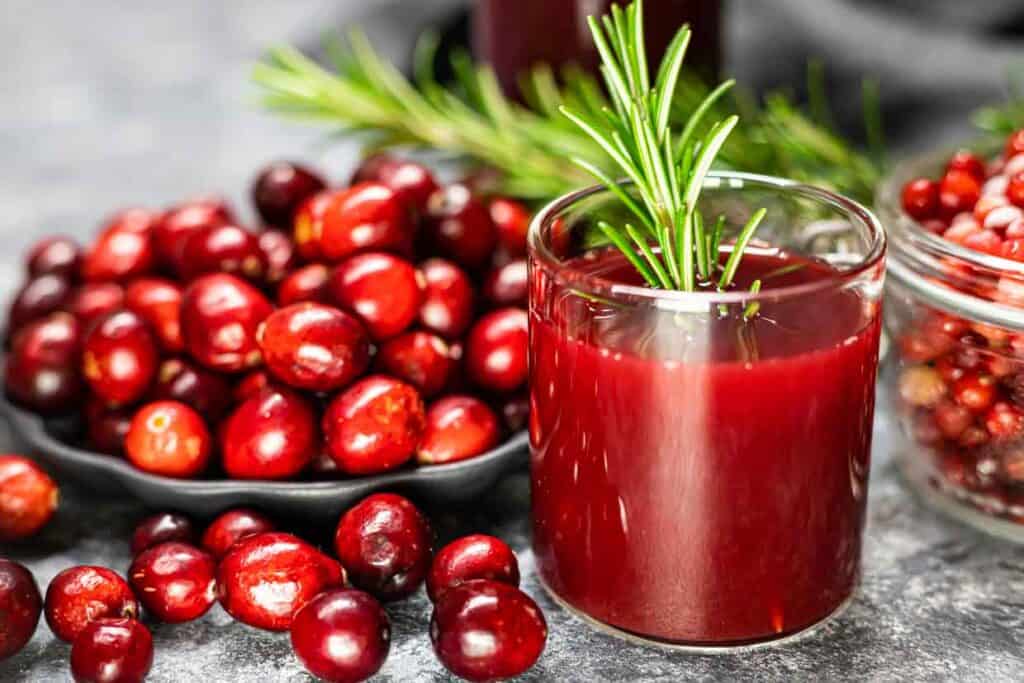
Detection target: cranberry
<box><xmin>1007</xmin><ymin>172</ymin><xmax>1024</xmax><ymax>209</ymax></box>
<box><xmin>201</xmin><ymin>508</ymin><xmax>275</xmax><ymax>559</ymax></box>
<box><xmin>427</xmin><ymin>535</ymin><xmax>520</xmax><ymax>603</ymax></box>
<box><xmin>130</xmin><ymin>512</ymin><xmax>195</xmax><ymax>555</ymax></box>
<box><xmin>483</xmin><ymin>259</ymin><xmax>528</xmax><ymax>307</ymax></box>
<box><xmin>67</xmin><ymin>282</ymin><xmax>126</xmax><ymax>331</ymax></box>
<box><xmin>350</xmin><ymin>153</ymin><xmax>396</xmax><ymax>184</ymax></box>
<box><xmin>44</xmin><ymin>566</ymin><xmax>138</xmax><ymax>643</ymax></box>
<box><xmin>217</xmin><ymin>532</ymin><xmax>345</xmax><ymax>631</ymax></box>
<box><xmin>277</xmin><ymin>264</ymin><xmax>331</xmax><ymax>306</ymax></box>
<box><xmin>180</xmin><ymin>273</ymin><xmax>273</xmax><ymax>372</ymax></box>
<box><xmin>1007</xmin><ymin>130</ymin><xmax>1024</xmax><ymax>159</ymax></box>
<box><xmin>962</xmin><ymin>229</ymin><xmax>1002</xmax><ymax>255</ymax></box>
<box><xmin>375</xmin><ymin>331</ymin><xmax>457</xmax><ymax>397</ymax></box>
<box><xmin>4</xmin><ymin>313</ymin><xmax>83</xmax><ymax>413</ymax></box>
<box><xmin>376</xmin><ymin>159</ymin><xmax>439</xmax><ymax>213</ymax></box>
<box><xmin>974</xmin><ymin>195</ymin><xmax>1009</xmax><ymax>224</ymax></box>
<box><xmin>430</xmin><ymin>580</ymin><xmax>547</xmax><ymax>682</ymax></box>
<box><xmin>220</xmin><ymin>388</ymin><xmax>318</xmax><ymax>480</ymax></box>
<box><xmin>81</xmin><ymin>220</ymin><xmax>155</xmax><ymax>282</ymax></box>
<box><xmin>99</xmin><ymin>208</ymin><xmax>160</xmax><ymax>236</ymax></box>
<box><xmin>334</xmin><ymin>493</ymin><xmax>432</xmax><ymax>601</ymax></box>
<box><xmin>290</xmin><ymin>589</ymin><xmax>391</xmax><ymax>683</ymax></box>
<box><xmin>151</xmin><ymin>358</ymin><xmax>233</xmax><ymax>423</ymax></box>
<box><xmin>181</xmin><ymin>223</ymin><xmax>267</xmax><ymax>281</ymax></box>
<box><xmin>252</xmin><ymin>161</ymin><xmax>327</xmax><ymax>228</ymax></box>
<box><xmin>489</xmin><ymin>198</ymin><xmax>531</xmax><ymax>257</ymax></box>
<box><xmin>418</xmin><ymin>396</ymin><xmax>501</xmax><ymax>465</ymax></box>
<box><xmin>26</xmin><ymin>236</ymin><xmax>82</xmax><ymax>279</ymax></box>
<box><xmin>465</xmin><ymin>308</ymin><xmax>529</xmax><ymax>392</ymax></box>
<box><xmin>953</xmin><ymin>373</ymin><xmax>997</xmax><ymax>414</ymax></box>
<box><xmin>939</xmin><ymin>170</ymin><xmax>982</xmax><ymax>219</ymax></box>
<box><xmin>293</xmin><ymin>191</ymin><xmax>333</xmax><ymax>262</ymax></box>
<box><xmin>418</xmin><ymin>258</ymin><xmax>475</xmax><ymax>339</ymax></box>
<box><xmin>234</xmin><ymin>369</ymin><xmax>273</xmax><ymax>403</ymax></box>
<box><xmin>323</xmin><ymin>376</ymin><xmax>426</xmax><ymax>475</ymax></box>
<box><xmin>424</xmin><ymin>185</ymin><xmax>498</xmax><ymax>269</ymax></box>
<box><xmin>898</xmin><ymin>366</ymin><xmax>947</xmax><ymax>407</ymax></box>
<box><xmin>8</xmin><ymin>273</ymin><xmax>71</xmax><ymax>331</ymax></box>
<box><xmin>259</xmin><ymin>229</ymin><xmax>299</xmax><ymax>284</ymax></box>
<box><xmin>500</xmin><ymin>393</ymin><xmax>530</xmax><ymax>432</ymax></box>
<box><xmin>70</xmin><ymin>617</ymin><xmax>153</xmax><ymax>683</ymax></box>
<box><xmin>959</xmin><ymin>425</ymin><xmax>990</xmax><ymax>448</ymax></box>
<box><xmin>985</xmin><ymin>402</ymin><xmax>1024</xmax><ymax>440</ymax></box>
<box><xmin>153</xmin><ymin>198</ymin><xmax>233</xmax><ymax>273</ymax></box>
<box><xmin>124</xmin><ymin>278</ymin><xmax>183</xmax><ymax>352</ymax></box>
<box><xmin>82</xmin><ymin>310</ymin><xmax>159</xmax><ymax>406</ymax></box>
<box><xmin>125</xmin><ymin>401</ymin><xmax>211</xmax><ymax>478</ymax></box>
<box><xmin>129</xmin><ymin>541</ymin><xmax>217</xmax><ymax>622</ymax></box>
<box><xmin>258</xmin><ymin>303</ymin><xmax>370</xmax><ymax>392</ymax></box>
<box><xmin>0</xmin><ymin>560</ymin><xmax>41</xmax><ymax>662</ymax></box>
<box><xmin>86</xmin><ymin>400</ymin><xmax>133</xmax><ymax>456</ymax></box>
<box><xmin>319</xmin><ymin>183</ymin><xmax>412</xmax><ymax>261</ymax></box>
<box><xmin>329</xmin><ymin>252</ymin><xmax>423</xmax><ymax>341</ymax></box>
<box><xmin>946</xmin><ymin>150</ymin><xmax>986</xmax><ymax>182</ymax></box>
<box><xmin>0</xmin><ymin>455</ymin><xmax>57</xmax><ymax>542</ymax></box>
<box><xmin>933</xmin><ymin>401</ymin><xmax>973</xmax><ymax>440</ymax></box>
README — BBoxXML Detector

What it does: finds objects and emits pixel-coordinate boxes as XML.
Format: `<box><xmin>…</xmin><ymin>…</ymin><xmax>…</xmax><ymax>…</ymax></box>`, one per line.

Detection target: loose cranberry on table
<box><xmin>220</xmin><ymin>388</ymin><xmax>318</xmax><ymax>480</ymax></box>
<box><xmin>424</xmin><ymin>184</ymin><xmax>498</xmax><ymax>269</ymax></box>
<box><xmin>130</xmin><ymin>512</ymin><xmax>195</xmax><ymax>556</ymax></box>
<box><xmin>129</xmin><ymin>541</ymin><xmax>217</xmax><ymax>622</ymax></box>
<box><xmin>252</xmin><ymin>161</ymin><xmax>327</xmax><ymax>228</ymax></box>
<box><xmin>0</xmin><ymin>559</ymin><xmax>42</xmax><ymax>662</ymax></box>
<box><xmin>322</xmin><ymin>376</ymin><xmax>426</xmax><ymax>476</ymax></box>
<box><xmin>417</xmin><ymin>258</ymin><xmax>475</xmax><ymax>339</ymax></box>
<box><xmin>465</xmin><ymin>307</ymin><xmax>529</xmax><ymax>392</ymax></box>
<box><xmin>257</xmin><ymin>303</ymin><xmax>370</xmax><ymax>392</ymax></box>
<box><xmin>44</xmin><ymin>566</ymin><xmax>138</xmax><ymax>643</ymax></box>
<box><xmin>334</xmin><ymin>493</ymin><xmax>433</xmax><ymax>601</ymax></box>
<box><xmin>290</xmin><ymin>589</ymin><xmax>391</xmax><ymax>683</ymax></box>
<box><xmin>201</xmin><ymin>508</ymin><xmax>275</xmax><ymax>559</ymax></box>
<box><xmin>180</xmin><ymin>273</ymin><xmax>273</xmax><ymax>372</ymax></box>
<box><xmin>124</xmin><ymin>278</ymin><xmax>184</xmax><ymax>352</ymax></box>
<box><xmin>317</xmin><ymin>183</ymin><xmax>412</xmax><ymax>261</ymax></box>
<box><xmin>430</xmin><ymin>580</ymin><xmax>547</xmax><ymax>682</ymax></box>
<box><xmin>483</xmin><ymin>258</ymin><xmax>528</xmax><ymax>307</ymax></box>
<box><xmin>82</xmin><ymin>310</ymin><xmax>159</xmax><ymax>406</ymax></box>
<box><xmin>4</xmin><ymin>312</ymin><xmax>83</xmax><ymax>413</ymax></box>
<box><xmin>426</xmin><ymin>534</ymin><xmax>520</xmax><ymax>602</ymax></box>
<box><xmin>180</xmin><ymin>223</ymin><xmax>267</xmax><ymax>282</ymax></box>
<box><xmin>151</xmin><ymin>358</ymin><xmax>234</xmax><ymax>424</ymax></box>
<box><xmin>66</xmin><ymin>282</ymin><xmax>126</xmax><ymax>330</ymax></box>
<box><xmin>259</xmin><ymin>229</ymin><xmax>300</xmax><ymax>284</ymax></box>
<box><xmin>0</xmin><ymin>455</ymin><xmax>58</xmax><ymax>541</ymax></box>
<box><xmin>417</xmin><ymin>396</ymin><xmax>500</xmax><ymax>465</ymax></box>
<box><xmin>7</xmin><ymin>273</ymin><xmax>71</xmax><ymax>331</ymax></box>
<box><xmin>375</xmin><ymin>331</ymin><xmax>457</xmax><ymax>398</ymax></box>
<box><xmin>277</xmin><ymin>263</ymin><xmax>331</xmax><ymax>306</ymax></box>
<box><xmin>125</xmin><ymin>401</ymin><xmax>211</xmax><ymax>478</ymax></box>
<box><xmin>153</xmin><ymin>198</ymin><xmax>233</xmax><ymax>273</ymax></box>
<box><xmin>328</xmin><ymin>251</ymin><xmax>423</xmax><ymax>341</ymax></box>
<box><xmin>26</xmin><ymin>235</ymin><xmax>82</xmax><ymax>279</ymax></box>
<box><xmin>217</xmin><ymin>532</ymin><xmax>345</xmax><ymax>631</ymax></box>
<box><xmin>70</xmin><ymin>618</ymin><xmax>153</xmax><ymax>683</ymax></box>
<box><xmin>489</xmin><ymin>197</ymin><xmax>531</xmax><ymax>257</ymax></box>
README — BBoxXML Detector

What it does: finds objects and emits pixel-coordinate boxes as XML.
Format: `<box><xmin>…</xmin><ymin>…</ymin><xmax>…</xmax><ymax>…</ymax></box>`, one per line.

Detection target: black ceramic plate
<box><xmin>0</xmin><ymin>396</ymin><xmax>529</xmax><ymax>519</ymax></box>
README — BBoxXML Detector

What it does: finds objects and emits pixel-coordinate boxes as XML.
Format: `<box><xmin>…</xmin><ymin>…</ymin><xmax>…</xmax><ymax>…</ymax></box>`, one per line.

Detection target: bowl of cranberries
<box><xmin>0</xmin><ymin>156</ymin><xmax>531</xmax><ymax>518</ymax></box>
<box><xmin>880</xmin><ymin>130</ymin><xmax>1024</xmax><ymax>540</ymax></box>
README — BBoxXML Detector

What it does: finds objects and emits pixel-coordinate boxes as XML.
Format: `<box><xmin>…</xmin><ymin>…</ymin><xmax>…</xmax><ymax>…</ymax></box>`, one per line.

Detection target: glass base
<box><xmin>537</xmin><ymin>574</ymin><xmax>856</xmax><ymax>654</ymax></box>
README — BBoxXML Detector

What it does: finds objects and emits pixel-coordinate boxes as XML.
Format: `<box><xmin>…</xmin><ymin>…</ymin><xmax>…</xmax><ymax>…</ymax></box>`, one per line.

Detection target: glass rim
<box><xmin>528</xmin><ymin>171</ymin><xmax>887</xmax><ymax>308</ymax></box>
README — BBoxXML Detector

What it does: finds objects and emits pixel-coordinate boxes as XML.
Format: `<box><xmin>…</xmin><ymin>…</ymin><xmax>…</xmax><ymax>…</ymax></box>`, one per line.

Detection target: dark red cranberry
<box><xmin>86</xmin><ymin>399</ymin><xmax>133</xmax><ymax>456</ymax></box>
<box><xmin>217</xmin><ymin>532</ymin><xmax>345</xmax><ymax>631</ymax></box>
<box><xmin>483</xmin><ymin>259</ymin><xmax>528</xmax><ymax>307</ymax></box>
<box><xmin>418</xmin><ymin>258</ymin><xmax>475</xmax><ymax>339</ymax></box>
<box><xmin>44</xmin><ymin>566</ymin><xmax>138</xmax><ymax>643</ymax></box>
<box><xmin>376</xmin><ymin>159</ymin><xmax>439</xmax><ymax>213</ymax></box>
<box><xmin>252</xmin><ymin>161</ymin><xmax>327</xmax><ymax>228</ymax></box>
<box><xmin>154</xmin><ymin>198</ymin><xmax>233</xmax><ymax>273</ymax></box>
<box><xmin>257</xmin><ymin>303</ymin><xmax>370</xmax><ymax>392</ymax></box>
<box><xmin>0</xmin><ymin>560</ymin><xmax>42</xmax><ymax>661</ymax></box>
<box><xmin>8</xmin><ymin>273</ymin><xmax>71</xmax><ymax>331</ymax></box>
<box><xmin>334</xmin><ymin>493</ymin><xmax>432</xmax><ymax>601</ymax></box>
<box><xmin>70</xmin><ymin>617</ymin><xmax>153</xmax><ymax>683</ymax></box>
<box><xmin>946</xmin><ymin>150</ymin><xmax>986</xmax><ymax>182</ymax></box>
<box><xmin>953</xmin><ymin>373</ymin><xmax>997</xmax><ymax>414</ymax></box>
<box><xmin>319</xmin><ymin>183</ymin><xmax>412</xmax><ymax>261</ymax></box>
<box><xmin>350</xmin><ymin>153</ymin><xmax>396</xmax><ymax>185</ymax></box>
<box><xmin>375</xmin><ymin>331</ymin><xmax>457</xmax><ymax>398</ymax></box>
<box><xmin>430</xmin><ymin>580</ymin><xmax>547</xmax><ymax>682</ymax></box>
<box><xmin>465</xmin><ymin>308</ymin><xmax>529</xmax><ymax>392</ymax></box>
<box><xmin>66</xmin><ymin>282</ymin><xmax>125</xmax><ymax>331</ymax></box>
<box><xmin>290</xmin><ymin>589</ymin><xmax>391</xmax><ymax>683</ymax></box>
<box><xmin>500</xmin><ymin>393</ymin><xmax>530</xmax><ymax>432</ymax></box>
<box><xmin>180</xmin><ymin>223</ymin><xmax>267</xmax><ymax>281</ymax></box>
<box><xmin>418</xmin><ymin>396</ymin><xmax>500</xmax><ymax>465</ymax></box>
<box><xmin>323</xmin><ymin>376</ymin><xmax>426</xmax><ymax>475</ymax></box>
<box><xmin>130</xmin><ymin>512</ymin><xmax>195</xmax><ymax>555</ymax></box>
<box><xmin>124</xmin><ymin>278</ymin><xmax>183</xmax><ymax>352</ymax></box>
<box><xmin>129</xmin><ymin>541</ymin><xmax>217</xmax><ymax>622</ymax></box>
<box><xmin>125</xmin><ymin>401</ymin><xmax>211</xmax><ymax>478</ymax></box>
<box><xmin>81</xmin><ymin>219</ymin><xmax>155</xmax><ymax>282</ymax></box>
<box><xmin>424</xmin><ymin>184</ymin><xmax>498</xmax><ymax>269</ymax></box>
<box><xmin>277</xmin><ymin>264</ymin><xmax>331</xmax><ymax>306</ymax></box>
<box><xmin>180</xmin><ymin>273</ymin><xmax>273</xmax><ymax>372</ymax></box>
<box><xmin>329</xmin><ymin>252</ymin><xmax>423</xmax><ymax>341</ymax></box>
<box><xmin>939</xmin><ymin>170</ymin><xmax>982</xmax><ymax>219</ymax></box>
<box><xmin>82</xmin><ymin>310</ymin><xmax>159</xmax><ymax>406</ymax></box>
<box><xmin>234</xmin><ymin>369</ymin><xmax>273</xmax><ymax>403</ymax></box>
<box><xmin>0</xmin><ymin>455</ymin><xmax>57</xmax><ymax>541</ymax></box>
<box><xmin>293</xmin><ymin>191</ymin><xmax>333</xmax><ymax>262</ymax></box>
<box><xmin>27</xmin><ymin>236</ymin><xmax>82</xmax><ymax>279</ymax></box>
<box><xmin>151</xmin><ymin>358</ymin><xmax>233</xmax><ymax>423</ymax></box>
<box><xmin>259</xmin><ymin>229</ymin><xmax>299</xmax><ymax>284</ymax></box>
<box><xmin>4</xmin><ymin>312</ymin><xmax>83</xmax><ymax>413</ymax></box>
<box><xmin>899</xmin><ymin>178</ymin><xmax>938</xmax><ymax>220</ymax></box>
<box><xmin>201</xmin><ymin>508</ymin><xmax>275</xmax><ymax>559</ymax></box>
<box><xmin>220</xmin><ymin>388</ymin><xmax>318</xmax><ymax>480</ymax></box>
<box><xmin>489</xmin><ymin>198</ymin><xmax>531</xmax><ymax>257</ymax></box>
<box><xmin>427</xmin><ymin>535</ymin><xmax>520</xmax><ymax>602</ymax></box>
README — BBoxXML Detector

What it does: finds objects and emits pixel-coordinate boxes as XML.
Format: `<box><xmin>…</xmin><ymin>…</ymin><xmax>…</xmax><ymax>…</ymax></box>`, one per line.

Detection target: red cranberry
<box><xmin>500</xmin><ymin>393</ymin><xmax>530</xmax><ymax>432</ymax></box>
<box><xmin>70</xmin><ymin>617</ymin><xmax>153</xmax><ymax>683</ymax></box>
<box><xmin>489</xmin><ymin>198</ymin><xmax>531</xmax><ymax>257</ymax></box>
<box><xmin>376</xmin><ymin>160</ymin><xmax>439</xmax><ymax>213</ymax></box>
<box><xmin>234</xmin><ymin>369</ymin><xmax>273</xmax><ymax>403</ymax></box>
<box><xmin>252</xmin><ymin>161</ymin><xmax>327</xmax><ymax>228</ymax></box>
<box><xmin>0</xmin><ymin>455</ymin><xmax>57</xmax><ymax>541</ymax></box>
<box><xmin>0</xmin><ymin>560</ymin><xmax>42</xmax><ymax>661</ymax></box>
<box><xmin>4</xmin><ymin>313</ymin><xmax>83</xmax><ymax>413</ymax></box>
<box><xmin>376</xmin><ymin>331</ymin><xmax>457</xmax><ymax>398</ymax></box>
<box><xmin>430</xmin><ymin>580</ymin><xmax>547</xmax><ymax>682</ymax></box>
<box><xmin>259</xmin><ymin>229</ymin><xmax>299</xmax><ymax>284</ymax></box>
<box><xmin>99</xmin><ymin>208</ymin><xmax>160</xmax><ymax>236</ymax></box>
<box><xmin>124</xmin><ymin>278</ymin><xmax>183</xmax><ymax>352</ymax></box>
<box><xmin>217</xmin><ymin>532</ymin><xmax>345</xmax><ymax>631</ymax></box>
<box><xmin>465</xmin><ymin>308</ymin><xmax>528</xmax><ymax>392</ymax></box>
<box><xmin>953</xmin><ymin>373</ymin><xmax>997</xmax><ymax>414</ymax></box>
<box><xmin>125</xmin><ymin>401</ymin><xmax>211</xmax><ymax>478</ymax></box>
<box><xmin>939</xmin><ymin>170</ymin><xmax>982</xmax><ymax>219</ymax></box>
<box><xmin>483</xmin><ymin>259</ymin><xmax>528</xmax><ymax>307</ymax></box>
<box><xmin>180</xmin><ymin>274</ymin><xmax>273</xmax><ymax>372</ymax></box>
<box><xmin>129</xmin><ymin>541</ymin><xmax>217</xmax><ymax>622</ymax></box>
<box><xmin>153</xmin><ymin>198</ymin><xmax>233</xmax><ymax>273</ymax></box>
<box><xmin>8</xmin><ymin>273</ymin><xmax>71</xmax><ymax>331</ymax></box>
<box><xmin>181</xmin><ymin>223</ymin><xmax>267</xmax><ymax>281</ymax></box>
<box><xmin>130</xmin><ymin>512</ymin><xmax>195</xmax><ymax>555</ymax></box>
<box><xmin>201</xmin><ymin>508</ymin><xmax>275</xmax><ymax>559</ymax></box>
<box><xmin>1007</xmin><ymin>172</ymin><xmax>1024</xmax><ymax>209</ymax></box>
<box><xmin>277</xmin><ymin>264</ymin><xmax>331</xmax><ymax>306</ymax></box>
<box><xmin>290</xmin><ymin>589</ymin><xmax>391</xmax><ymax>683</ymax></box>
<box><xmin>334</xmin><ymin>493</ymin><xmax>432</xmax><ymax>601</ymax></box>
<box><xmin>933</xmin><ymin>401</ymin><xmax>973</xmax><ymax>440</ymax></box>
<box><xmin>427</xmin><ymin>535</ymin><xmax>520</xmax><ymax>603</ymax></box>
<box><xmin>67</xmin><ymin>282</ymin><xmax>125</xmax><ymax>331</ymax></box>
<box><xmin>81</xmin><ymin>220</ymin><xmax>155</xmax><ymax>282</ymax></box>
<box><xmin>82</xmin><ymin>310</ymin><xmax>159</xmax><ymax>406</ymax></box>
<box><xmin>293</xmin><ymin>191</ymin><xmax>333</xmax><ymax>262</ymax></box>
<box><xmin>258</xmin><ymin>303</ymin><xmax>370</xmax><ymax>392</ymax></box>
<box><xmin>946</xmin><ymin>150</ymin><xmax>986</xmax><ymax>181</ymax></box>
<box><xmin>350</xmin><ymin>153</ymin><xmax>396</xmax><ymax>184</ymax></box>
<box><xmin>985</xmin><ymin>401</ymin><xmax>1024</xmax><ymax>440</ymax></box>
<box><xmin>151</xmin><ymin>358</ymin><xmax>233</xmax><ymax>423</ymax></box>
<box><xmin>329</xmin><ymin>252</ymin><xmax>423</xmax><ymax>341</ymax></box>
<box><xmin>27</xmin><ymin>236</ymin><xmax>82</xmax><ymax>279</ymax></box>
<box><xmin>323</xmin><ymin>376</ymin><xmax>426</xmax><ymax>476</ymax></box>
<box><xmin>220</xmin><ymin>388</ymin><xmax>318</xmax><ymax>480</ymax></box>
<box><xmin>86</xmin><ymin>400</ymin><xmax>133</xmax><ymax>456</ymax></box>
<box><xmin>962</xmin><ymin>229</ymin><xmax>1002</xmax><ymax>255</ymax></box>
<box><xmin>1006</xmin><ymin>130</ymin><xmax>1024</xmax><ymax>159</ymax></box>
<box><xmin>424</xmin><ymin>185</ymin><xmax>498</xmax><ymax>269</ymax></box>
<box><xmin>44</xmin><ymin>566</ymin><xmax>138</xmax><ymax>643</ymax></box>
<box><xmin>319</xmin><ymin>183</ymin><xmax>412</xmax><ymax>261</ymax></box>
<box><xmin>418</xmin><ymin>258</ymin><xmax>475</xmax><ymax>339</ymax></box>
<box><xmin>418</xmin><ymin>396</ymin><xmax>500</xmax><ymax>465</ymax></box>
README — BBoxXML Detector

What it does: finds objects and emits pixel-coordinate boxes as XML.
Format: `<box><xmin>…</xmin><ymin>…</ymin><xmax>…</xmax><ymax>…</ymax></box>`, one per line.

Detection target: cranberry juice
<box><xmin>529</xmin><ymin>248</ymin><xmax>881</xmax><ymax>645</ymax></box>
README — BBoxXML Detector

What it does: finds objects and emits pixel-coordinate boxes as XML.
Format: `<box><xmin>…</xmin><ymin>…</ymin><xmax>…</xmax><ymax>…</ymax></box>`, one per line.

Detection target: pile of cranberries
<box><xmin>897</xmin><ymin>129</ymin><xmax>1024</xmax><ymax>522</ymax></box>
<box><xmin>3</xmin><ymin>155</ymin><xmax>532</xmax><ymax>481</ymax></box>
<box><xmin>1</xmin><ymin>489</ymin><xmax>547</xmax><ymax>681</ymax></box>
